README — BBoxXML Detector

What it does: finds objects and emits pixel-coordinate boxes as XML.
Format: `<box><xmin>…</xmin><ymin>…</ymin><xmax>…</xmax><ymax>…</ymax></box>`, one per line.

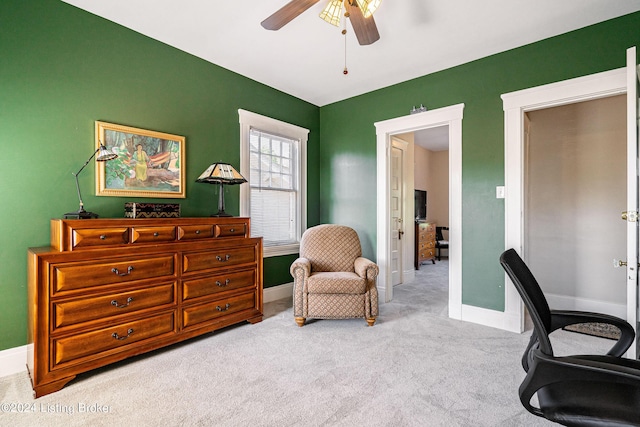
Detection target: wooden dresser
<box><xmin>415</xmin><ymin>221</ymin><xmax>436</xmax><ymax>269</ymax></box>
<box><xmin>27</xmin><ymin>217</ymin><xmax>262</xmax><ymax>397</ymax></box>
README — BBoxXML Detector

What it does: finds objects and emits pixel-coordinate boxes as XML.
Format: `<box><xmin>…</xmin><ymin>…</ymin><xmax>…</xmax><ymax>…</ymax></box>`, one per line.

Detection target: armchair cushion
<box><xmin>307</xmin><ymin>272</ymin><xmax>366</xmax><ymax>294</ymax></box>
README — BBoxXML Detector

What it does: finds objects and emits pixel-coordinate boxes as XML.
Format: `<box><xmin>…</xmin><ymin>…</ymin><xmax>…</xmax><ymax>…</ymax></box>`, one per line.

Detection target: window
<box><xmin>239</xmin><ymin>110</ymin><xmax>308</xmax><ymax>257</ymax></box>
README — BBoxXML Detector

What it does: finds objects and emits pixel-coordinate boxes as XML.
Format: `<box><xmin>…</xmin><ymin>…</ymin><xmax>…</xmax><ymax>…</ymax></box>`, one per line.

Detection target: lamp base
<box><xmin>64</xmin><ymin>210</ymin><xmax>99</xmax><ymax>219</ymax></box>
<box><xmin>210</xmin><ymin>211</ymin><xmax>232</xmax><ymax>217</ymax></box>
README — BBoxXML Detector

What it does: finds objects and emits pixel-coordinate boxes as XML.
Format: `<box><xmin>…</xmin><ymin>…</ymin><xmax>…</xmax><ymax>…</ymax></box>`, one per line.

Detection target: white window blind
<box><xmin>249</xmin><ymin>129</ymin><xmax>298</xmax><ymax>245</ymax></box>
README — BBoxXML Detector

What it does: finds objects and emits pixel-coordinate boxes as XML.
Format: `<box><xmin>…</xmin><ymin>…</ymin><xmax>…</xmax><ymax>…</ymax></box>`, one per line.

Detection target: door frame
<box><xmin>375</xmin><ymin>103</ymin><xmax>464</xmax><ymax>320</ymax></box>
<box><xmin>502</xmin><ymin>67</ymin><xmax>627</xmax><ymax>332</ymax></box>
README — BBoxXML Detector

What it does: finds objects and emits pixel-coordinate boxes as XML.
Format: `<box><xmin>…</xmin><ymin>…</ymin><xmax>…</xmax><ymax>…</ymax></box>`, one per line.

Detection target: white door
<box><xmin>390</xmin><ymin>139</ymin><xmax>405</xmax><ymax>286</ymax></box>
<box><xmin>626</xmin><ymin>46</ymin><xmax>640</xmax><ymax>358</ymax></box>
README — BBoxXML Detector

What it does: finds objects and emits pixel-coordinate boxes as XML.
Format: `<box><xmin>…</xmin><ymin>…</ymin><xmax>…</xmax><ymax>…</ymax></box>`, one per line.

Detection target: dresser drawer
<box><xmin>53</xmin><ymin>312</ymin><xmax>176</xmax><ymax>367</ymax></box>
<box><xmin>216</xmin><ymin>223</ymin><xmax>246</xmax><ymax>237</ymax></box>
<box><xmin>420</xmin><ymin>249</ymin><xmax>436</xmax><ymax>259</ymax></box>
<box><xmin>182</xmin><ymin>246</ymin><xmax>256</xmax><ymax>274</ymax></box>
<box><xmin>183</xmin><ymin>269</ymin><xmax>256</xmax><ymax>302</ymax></box>
<box><xmin>182</xmin><ymin>292</ymin><xmax>256</xmax><ymax>329</ymax></box>
<box><xmin>177</xmin><ymin>225</ymin><xmax>215</xmax><ymax>241</ymax></box>
<box><xmin>53</xmin><ymin>255</ymin><xmax>175</xmax><ymax>294</ymax></box>
<box><xmin>72</xmin><ymin>227</ymin><xmax>129</xmax><ymax>249</ymax></box>
<box><xmin>130</xmin><ymin>226</ymin><xmax>176</xmax><ymax>244</ymax></box>
<box><xmin>421</xmin><ymin>240</ymin><xmax>436</xmax><ymax>249</ymax></box>
<box><xmin>53</xmin><ymin>283</ymin><xmax>177</xmax><ymax>329</ymax></box>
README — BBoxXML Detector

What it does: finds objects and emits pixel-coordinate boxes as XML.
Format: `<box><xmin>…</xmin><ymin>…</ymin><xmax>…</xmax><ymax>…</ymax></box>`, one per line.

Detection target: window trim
<box><xmin>238</xmin><ymin>109</ymin><xmax>308</xmax><ymax>257</ymax></box>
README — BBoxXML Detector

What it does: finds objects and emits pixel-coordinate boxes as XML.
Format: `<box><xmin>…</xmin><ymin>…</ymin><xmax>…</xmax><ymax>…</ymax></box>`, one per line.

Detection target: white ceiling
<box><xmin>414</xmin><ymin>125</ymin><xmax>450</xmax><ymax>152</ymax></box>
<box><xmin>61</xmin><ymin>0</ymin><xmax>640</xmax><ymax>107</ymax></box>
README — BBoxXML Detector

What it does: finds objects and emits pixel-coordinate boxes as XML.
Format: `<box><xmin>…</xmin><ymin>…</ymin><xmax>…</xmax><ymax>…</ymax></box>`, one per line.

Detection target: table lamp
<box><xmin>196</xmin><ymin>162</ymin><xmax>247</xmax><ymax>217</ymax></box>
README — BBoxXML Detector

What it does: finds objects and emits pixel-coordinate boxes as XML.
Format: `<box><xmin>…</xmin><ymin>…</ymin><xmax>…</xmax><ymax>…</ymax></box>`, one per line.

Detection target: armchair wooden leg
<box><xmin>366</xmin><ymin>317</ymin><xmax>376</xmax><ymax>327</ymax></box>
<box><xmin>295</xmin><ymin>317</ymin><xmax>305</xmax><ymax>327</ymax></box>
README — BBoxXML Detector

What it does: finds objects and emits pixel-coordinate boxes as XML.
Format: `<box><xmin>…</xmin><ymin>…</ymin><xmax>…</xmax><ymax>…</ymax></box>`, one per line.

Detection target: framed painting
<box><xmin>95</xmin><ymin>121</ymin><xmax>186</xmax><ymax>198</ymax></box>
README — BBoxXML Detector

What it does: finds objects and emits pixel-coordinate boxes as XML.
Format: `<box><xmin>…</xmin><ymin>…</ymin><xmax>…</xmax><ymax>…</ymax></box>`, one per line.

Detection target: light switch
<box><xmin>496</xmin><ymin>186</ymin><xmax>505</xmax><ymax>199</ymax></box>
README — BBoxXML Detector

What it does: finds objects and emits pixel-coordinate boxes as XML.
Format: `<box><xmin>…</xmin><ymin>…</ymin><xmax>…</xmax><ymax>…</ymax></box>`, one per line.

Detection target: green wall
<box><xmin>319</xmin><ymin>12</ymin><xmax>640</xmax><ymax>310</ymax></box>
<box><xmin>0</xmin><ymin>0</ymin><xmax>320</xmax><ymax>351</ymax></box>
<box><xmin>2</xmin><ymin>0</ymin><xmax>640</xmax><ymax>353</ymax></box>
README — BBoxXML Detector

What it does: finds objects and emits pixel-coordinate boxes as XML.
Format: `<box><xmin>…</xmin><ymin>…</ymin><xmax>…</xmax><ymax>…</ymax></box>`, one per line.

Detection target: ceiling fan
<box><xmin>261</xmin><ymin>0</ymin><xmax>382</xmax><ymax>46</ymax></box>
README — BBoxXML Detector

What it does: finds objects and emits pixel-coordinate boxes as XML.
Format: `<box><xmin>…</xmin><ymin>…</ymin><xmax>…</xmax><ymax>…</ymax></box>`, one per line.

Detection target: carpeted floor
<box><xmin>0</xmin><ymin>259</ymin><xmax>612</xmax><ymax>426</ymax></box>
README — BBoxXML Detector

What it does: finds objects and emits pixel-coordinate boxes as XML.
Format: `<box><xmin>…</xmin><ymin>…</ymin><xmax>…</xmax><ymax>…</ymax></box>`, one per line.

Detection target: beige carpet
<box><xmin>0</xmin><ymin>260</ymin><xmax>611</xmax><ymax>426</ymax></box>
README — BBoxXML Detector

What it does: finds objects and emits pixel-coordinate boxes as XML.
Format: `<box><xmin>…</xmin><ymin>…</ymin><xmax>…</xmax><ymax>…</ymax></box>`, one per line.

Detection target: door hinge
<box><xmin>622</xmin><ymin>211</ymin><xmax>638</xmax><ymax>222</ymax></box>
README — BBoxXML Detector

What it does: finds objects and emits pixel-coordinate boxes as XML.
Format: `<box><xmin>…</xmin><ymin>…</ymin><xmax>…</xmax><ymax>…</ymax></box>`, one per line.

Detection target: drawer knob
<box><xmin>100</xmin><ymin>235</ymin><xmax>107</xmax><ymax>240</ymax></box>
<box><xmin>230</xmin><ymin>228</ymin><xmax>235</xmax><ymax>232</ymax></box>
<box><xmin>153</xmin><ymin>232</ymin><xmax>159</xmax><ymax>237</ymax></box>
<box><xmin>216</xmin><ymin>254</ymin><xmax>231</xmax><ymax>262</ymax></box>
<box><xmin>111</xmin><ymin>296</ymin><xmax>134</xmax><ymax>308</ymax></box>
<box><xmin>112</xmin><ymin>266</ymin><xmax>134</xmax><ymax>276</ymax></box>
<box><xmin>216</xmin><ymin>303</ymin><xmax>231</xmax><ymax>312</ymax></box>
<box><xmin>195</xmin><ymin>230</ymin><xmax>201</xmax><ymax>235</ymax></box>
<box><xmin>112</xmin><ymin>328</ymin><xmax>134</xmax><ymax>340</ymax></box>
<box><xmin>215</xmin><ymin>279</ymin><xmax>231</xmax><ymax>287</ymax></box>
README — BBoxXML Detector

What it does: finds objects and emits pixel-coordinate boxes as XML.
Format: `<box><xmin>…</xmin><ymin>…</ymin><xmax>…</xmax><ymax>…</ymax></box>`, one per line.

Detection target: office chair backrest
<box><xmin>500</xmin><ymin>248</ymin><xmax>553</xmax><ymax>355</ymax></box>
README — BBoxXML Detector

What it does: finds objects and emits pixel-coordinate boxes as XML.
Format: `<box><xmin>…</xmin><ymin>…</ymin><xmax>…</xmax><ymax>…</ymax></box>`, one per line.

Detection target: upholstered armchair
<box><xmin>290</xmin><ymin>224</ymin><xmax>379</xmax><ymax>327</ymax></box>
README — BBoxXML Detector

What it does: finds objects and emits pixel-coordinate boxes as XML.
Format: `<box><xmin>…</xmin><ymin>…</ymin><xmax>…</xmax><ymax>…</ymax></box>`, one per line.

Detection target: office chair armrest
<box><xmin>550</xmin><ymin>310</ymin><xmax>635</xmax><ymax>357</ymax></box>
<box><xmin>519</xmin><ymin>350</ymin><xmax>640</xmax><ymax>417</ymax></box>
<box><xmin>354</xmin><ymin>257</ymin><xmax>379</xmax><ymax>280</ymax></box>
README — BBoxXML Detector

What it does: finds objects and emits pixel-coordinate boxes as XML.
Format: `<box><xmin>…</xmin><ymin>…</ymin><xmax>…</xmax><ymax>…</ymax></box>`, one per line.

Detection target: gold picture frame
<box><xmin>95</xmin><ymin>121</ymin><xmax>186</xmax><ymax>198</ymax></box>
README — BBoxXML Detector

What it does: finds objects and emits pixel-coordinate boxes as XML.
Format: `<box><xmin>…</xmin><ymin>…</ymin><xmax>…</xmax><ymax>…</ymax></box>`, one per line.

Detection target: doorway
<box><xmin>375</xmin><ymin>104</ymin><xmax>464</xmax><ymax>321</ymax></box>
<box><xmin>525</xmin><ymin>96</ymin><xmax>627</xmax><ymax>318</ymax></box>
<box><xmin>397</xmin><ymin>127</ymin><xmax>450</xmax><ymax>270</ymax></box>
<box><xmin>502</xmin><ymin>67</ymin><xmax>627</xmax><ymax>333</ymax></box>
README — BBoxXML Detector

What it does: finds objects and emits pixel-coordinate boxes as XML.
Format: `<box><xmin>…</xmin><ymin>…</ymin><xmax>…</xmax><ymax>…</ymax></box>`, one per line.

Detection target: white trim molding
<box><xmin>375</xmin><ymin>104</ymin><xmax>464</xmax><ymax>321</ymax></box>
<box><xmin>238</xmin><ymin>109</ymin><xmax>309</xmax><ymax>258</ymax></box>
<box><xmin>264</xmin><ymin>282</ymin><xmax>293</xmax><ymax>303</ymax></box>
<box><xmin>546</xmin><ymin>293</ymin><xmax>626</xmax><ymax>320</ymax></box>
<box><xmin>0</xmin><ymin>345</ymin><xmax>28</xmax><ymax>378</ymax></box>
<box><xmin>501</xmin><ymin>67</ymin><xmax>626</xmax><ymax>333</ymax></box>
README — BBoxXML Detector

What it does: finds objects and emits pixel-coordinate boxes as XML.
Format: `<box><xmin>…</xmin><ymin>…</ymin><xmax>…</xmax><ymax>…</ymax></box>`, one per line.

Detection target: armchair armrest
<box><xmin>290</xmin><ymin>257</ymin><xmax>311</xmax><ymax>278</ymax></box>
<box><xmin>550</xmin><ymin>310</ymin><xmax>635</xmax><ymax>357</ymax></box>
<box><xmin>354</xmin><ymin>257</ymin><xmax>379</xmax><ymax>281</ymax></box>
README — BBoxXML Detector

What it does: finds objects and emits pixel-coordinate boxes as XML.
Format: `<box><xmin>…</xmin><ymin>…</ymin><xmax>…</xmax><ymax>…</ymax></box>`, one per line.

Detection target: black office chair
<box><xmin>499</xmin><ymin>248</ymin><xmax>640</xmax><ymax>426</ymax></box>
<box><xmin>435</xmin><ymin>226</ymin><xmax>448</xmax><ymax>261</ymax></box>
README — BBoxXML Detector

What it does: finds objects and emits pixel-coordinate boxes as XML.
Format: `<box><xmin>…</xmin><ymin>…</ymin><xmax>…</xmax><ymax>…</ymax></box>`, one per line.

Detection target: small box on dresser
<box><xmin>28</xmin><ymin>217</ymin><xmax>262</xmax><ymax>398</ymax></box>
<box><xmin>124</xmin><ymin>202</ymin><xmax>181</xmax><ymax>218</ymax></box>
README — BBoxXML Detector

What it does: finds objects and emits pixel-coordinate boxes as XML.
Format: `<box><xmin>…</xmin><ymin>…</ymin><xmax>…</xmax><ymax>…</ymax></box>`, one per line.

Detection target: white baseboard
<box><xmin>457</xmin><ymin>294</ymin><xmax>627</xmax><ymax>336</ymax></box>
<box><xmin>0</xmin><ymin>344</ymin><xmax>28</xmax><ymax>378</ymax></box>
<box><xmin>546</xmin><ymin>293</ymin><xmax>626</xmax><ymax>319</ymax></box>
<box><xmin>264</xmin><ymin>282</ymin><xmax>293</xmax><ymax>303</ymax></box>
<box><xmin>461</xmin><ymin>304</ymin><xmax>522</xmax><ymax>333</ymax></box>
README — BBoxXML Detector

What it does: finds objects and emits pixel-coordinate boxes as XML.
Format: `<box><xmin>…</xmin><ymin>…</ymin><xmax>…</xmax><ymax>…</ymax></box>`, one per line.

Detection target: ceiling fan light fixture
<box><xmin>355</xmin><ymin>0</ymin><xmax>381</xmax><ymax>18</ymax></box>
<box><xmin>320</xmin><ymin>0</ymin><xmax>344</xmax><ymax>27</ymax></box>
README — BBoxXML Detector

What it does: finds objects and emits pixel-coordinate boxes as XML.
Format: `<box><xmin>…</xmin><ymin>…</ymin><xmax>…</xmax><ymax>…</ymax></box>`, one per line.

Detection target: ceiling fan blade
<box><xmin>261</xmin><ymin>0</ymin><xmax>321</xmax><ymax>30</ymax></box>
<box><xmin>345</xmin><ymin>0</ymin><xmax>380</xmax><ymax>45</ymax></box>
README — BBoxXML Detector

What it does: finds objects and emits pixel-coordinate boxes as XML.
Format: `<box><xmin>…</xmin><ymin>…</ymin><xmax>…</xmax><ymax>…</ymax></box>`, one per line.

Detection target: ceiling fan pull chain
<box><xmin>343</xmin><ymin>7</ymin><xmax>349</xmax><ymax>75</ymax></box>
